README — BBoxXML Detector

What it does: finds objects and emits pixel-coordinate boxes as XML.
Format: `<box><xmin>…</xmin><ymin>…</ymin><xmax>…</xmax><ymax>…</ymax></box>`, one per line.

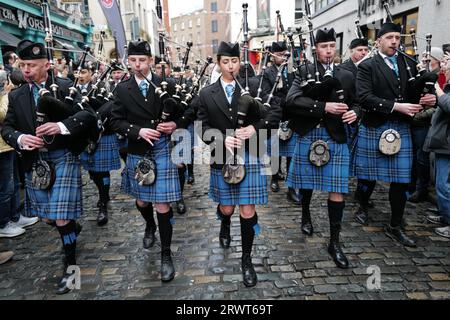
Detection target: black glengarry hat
<box><xmin>128</xmin><ymin>40</ymin><xmax>152</xmax><ymax>56</ymax></box>
<box><xmin>17</xmin><ymin>40</ymin><xmax>47</xmax><ymax>60</ymax></box>
<box><xmin>315</xmin><ymin>28</ymin><xmax>336</xmax><ymax>44</ymax></box>
<box><xmin>271</xmin><ymin>41</ymin><xmax>288</xmax><ymax>53</ymax></box>
<box><xmin>377</xmin><ymin>22</ymin><xmax>401</xmax><ymax>38</ymax></box>
<box><xmin>349</xmin><ymin>38</ymin><xmax>369</xmax><ymax>49</ymax></box>
<box><xmin>217</xmin><ymin>42</ymin><xmax>240</xmax><ymax>58</ymax></box>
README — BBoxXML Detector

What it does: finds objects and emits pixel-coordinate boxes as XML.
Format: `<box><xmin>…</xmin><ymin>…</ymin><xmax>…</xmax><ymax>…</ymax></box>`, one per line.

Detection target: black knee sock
<box><xmin>240</xmin><ymin>214</ymin><xmax>258</xmax><ymax>256</ymax></box>
<box><xmin>136</xmin><ymin>202</ymin><xmax>156</xmax><ymax>231</ymax></box>
<box><xmin>356</xmin><ymin>179</ymin><xmax>376</xmax><ymax>208</ymax></box>
<box><xmin>328</xmin><ymin>200</ymin><xmax>345</xmax><ymax>243</ymax></box>
<box><xmin>157</xmin><ymin>209</ymin><xmax>174</xmax><ymax>251</ymax></box>
<box><xmin>300</xmin><ymin>189</ymin><xmax>313</xmax><ymax>219</ymax></box>
<box><xmin>56</xmin><ymin>220</ymin><xmax>77</xmax><ymax>267</ymax></box>
<box><xmin>178</xmin><ymin>165</ymin><xmax>186</xmax><ymax>193</ymax></box>
<box><xmin>90</xmin><ymin>171</ymin><xmax>111</xmax><ymax>204</ymax></box>
<box><xmin>216</xmin><ymin>205</ymin><xmax>232</xmax><ymax>224</ymax></box>
<box><xmin>389</xmin><ymin>183</ymin><xmax>408</xmax><ymax>227</ymax></box>
<box><xmin>187</xmin><ymin>163</ymin><xmax>194</xmax><ymax>176</ymax></box>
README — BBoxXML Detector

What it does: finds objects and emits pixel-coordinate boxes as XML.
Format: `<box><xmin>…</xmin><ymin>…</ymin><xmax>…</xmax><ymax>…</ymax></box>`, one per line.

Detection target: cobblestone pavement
<box><xmin>0</xmin><ymin>154</ymin><xmax>449</xmax><ymax>300</ymax></box>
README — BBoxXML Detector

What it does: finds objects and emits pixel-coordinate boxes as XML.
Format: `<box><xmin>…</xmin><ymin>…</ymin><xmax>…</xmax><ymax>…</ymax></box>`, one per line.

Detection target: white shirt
<box><xmin>135</xmin><ymin>72</ymin><xmax>152</xmax><ymax>88</ymax></box>
<box><xmin>220</xmin><ymin>77</ymin><xmax>236</xmax><ymax>104</ymax></box>
<box><xmin>321</xmin><ymin>63</ymin><xmax>335</xmax><ymax>73</ymax></box>
<box><xmin>378</xmin><ymin>51</ymin><xmax>399</xmax><ymax>72</ymax></box>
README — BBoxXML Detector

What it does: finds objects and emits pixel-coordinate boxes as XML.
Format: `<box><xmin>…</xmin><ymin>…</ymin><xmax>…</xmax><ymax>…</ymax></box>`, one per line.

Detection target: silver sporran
<box><xmin>222</xmin><ymin>154</ymin><xmax>246</xmax><ymax>185</ymax></box>
<box><xmin>309</xmin><ymin>140</ymin><xmax>331</xmax><ymax>167</ymax></box>
<box><xmin>31</xmin><ymin>160</ymin><xmax>56</xmax><ymax>190</ymax></box>
<box><xmin>278</xmin><ymin>121</ymin><xmax>293</xmax><ymax>141</ymax></box>
<box><xmin>135</xmin><ymin>157</ymin><xmax>157</xmax><ymax>186</ymax></box>
<box><xmin>379</xmin><ymin>129</ymin><xmax>401</xmax><ymax>156</ymax></box>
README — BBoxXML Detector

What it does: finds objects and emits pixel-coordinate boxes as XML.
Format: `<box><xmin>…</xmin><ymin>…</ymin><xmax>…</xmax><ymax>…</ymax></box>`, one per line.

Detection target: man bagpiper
<box><xmin>340</xmin><ymin>37</ymin><xmax>378</xmax><ymax>221</ymax></box>
<box><xmin>264</xmin><ymin>41</ymin><xmax>301</xmax><ymax>205</ymax></box>
<box><xmin>77</xmin><ymin>58</ymin><xmax>122</xmax><ymax>226</ymax></box>
<box><xmin>285</xmin><ymin>28</ymin><xmax>358</xmax><ymax>268</ymax></box>
<box><xmin>110</xmin><ymin>40</ymin><xmax>191</xmax><ymax>282</ymax></box>
<box><xmin>1</xmin><ymin>39</ymin><xmax>97</xmax><ymax>293</ymax></box>
<box><xmin>354</xmin><ymin>22</ymin><xmax>436</xmax><ymax>246</ymax></box>
<box><xmin>197</xmin><ymin>41</ymin><xmax>281</xmax><ymax>287</ymax></box>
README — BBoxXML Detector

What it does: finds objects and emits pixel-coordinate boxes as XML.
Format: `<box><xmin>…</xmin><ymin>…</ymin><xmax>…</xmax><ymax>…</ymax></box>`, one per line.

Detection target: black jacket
<box><xmin>340</xmin><ymin>59</ymin><xmax>358</xmax><ymax>77</ymax></box>
<box><xmin>1</xmin><ymin>77</ymin><xmax>98</xmax><ymax>171</ymax></box>
<box><xmin>356</xmin><ymin>53</ymin><xmax>418</xmax><ymax>128</ymax></box>
<box><xmin>262</xmin><ymin>64</ymin><xmax>295</xmax><ymax>120</ymax></box>
<box><xmin>286</xmin><ymin>63</ymin><xmax>357</xmax><ymax>144</ymax></box>
<box><xmin>110</xmin><ymin>73</ymin><xmax>193</xmax><ymax>156</ymax></box>
<box><xmin>197</xmin><ymin>76</ymin><xmax>282</xmax><ymax>169</ymax></box>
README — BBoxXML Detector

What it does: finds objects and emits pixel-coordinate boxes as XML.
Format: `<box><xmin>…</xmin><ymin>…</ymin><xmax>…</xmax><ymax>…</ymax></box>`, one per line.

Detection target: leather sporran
<box><xmin>379</xmin><ymin>129</ymin><xmax>401</xmax><ymax>156</ymax></box>
<box><xmin>309</xmin><ymin>140</ymin><xmax>331</xmax><ymax>167</ymax></box>
<box><xmin>278</xmin><ymin>121</ymin><xmax>293</xmax><ymax>141</ymax></box>
<box><xmin>135</xmin><ymin>157</ymin><xmax>157</xmax><ymax>186</ymax></box>
<box><xmin>31</xmin><ymin>159</ymin><xmax>56</xmax><ymax>190</ymax></box>
<box><xmin>222</xmin><ymin>154</ymin><xmax>246</xmax><ymax>185</ymax></box>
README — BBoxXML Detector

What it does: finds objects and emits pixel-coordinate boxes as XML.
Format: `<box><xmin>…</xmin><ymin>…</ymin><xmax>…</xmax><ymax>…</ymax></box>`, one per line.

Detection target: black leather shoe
<box><xmin>408</xmin><ymin>191</ymin><xmax>427</xmax><ymax>203</ymax></box>
<box><xmin>176</xmin><ymin>199</ymin><xmax>187</xmax><ymax>215</ymax></box>
<box><xmin>328</xmin><ymin>242</ymin><xmax>349</xmax><ymax>269</ymax></box>
<box><xmin>242</xmin><ymin>254</ymin><xmax>257</xmax><ymax>287</ymax></box>
<box><xmin>143</xmin><ymin>226</ymin><xmax>156</xmax><ymax>249</ymax></box>
<box><xmin>301</xmin><ymin>221</ymin><xmax>313</xmax><ymax>236</ymax></box>
<box><xmin>56</xmin><ymin>272</ymin><xmax>75</xmax><ymax>295</ymax></box>
<box><xmin>187</xmin><ymin>175</ymin><xmax>195</xmax><ymax>185</ymax></box>
<box><xmin>219</xmin><ymin>220</ymin><xmax>231</xmax><ymax>249</ymax></box>
<box><xmin>75</xmin><ymin>222</ymin><xmax>82</xmax><ymax>236</ymax></box>
<box><xmin>354</xmin><ymin>208</ymin><xmax>369</xmax><ymax>225</ymax></box>
<box><xmin>385</xmin><ymin>225</ymin><xmax>417</xmax><ymax>247</ymax></box>
<box><xmin>287</xmin><ymin>188</ymin><xmax>301</xmax><ymax>205</ymax></box>
<box><xmin>97</xmin><ymin>202</ymin><xmax>108</xmax><ymax>226</ymax></box>
<box><xmin>161</xmin><ymin>249</ymin><xmax>175</xmax><ymax>282</ymax></box>
<box><xmin>270</xmin><ymin>178</ymin><xmax>280</xmax><ymax>193</ymax></box>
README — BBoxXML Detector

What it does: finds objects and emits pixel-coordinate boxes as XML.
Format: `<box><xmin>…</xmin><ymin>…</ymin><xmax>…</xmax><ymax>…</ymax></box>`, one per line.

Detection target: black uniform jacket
<box><xmin>110</xmin><ymin>73</ymin><xmax>194</xmax><ymax>156</ymax></box>
<box><xmin>2</xmin><ymin>77</ymin><xmax>97</xmax><ymax>171</ymax></box>
<box><xmin>340</xmin><ymin>59</ymin><xmax>358</xmax><ymax>77</ymax></box>
<box><xmin>262</xmin><ymin>64</ymin><xmax>295</xmax><ymax>121</ymax></box>
<box><xmin>196</xmin><ymin>76</ymin><xmax>282</xmax><ymax>169</ymax></box>
<box><xmin>356</xmin><ymin>52</ymin><xmax>418</xmax><ymax>128</ymax></box>
<box><xmin>286</xmin><ymin>63</ymin><xmax>357</xmax><ymax>144</ymax></box>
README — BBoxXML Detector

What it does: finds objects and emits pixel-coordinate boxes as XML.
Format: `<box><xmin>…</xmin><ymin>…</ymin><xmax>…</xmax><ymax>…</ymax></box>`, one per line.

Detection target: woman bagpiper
<box><xmin>197</xmin><ymin>41</ymin><xmax>282</xmax><ymax>287</ymax></box>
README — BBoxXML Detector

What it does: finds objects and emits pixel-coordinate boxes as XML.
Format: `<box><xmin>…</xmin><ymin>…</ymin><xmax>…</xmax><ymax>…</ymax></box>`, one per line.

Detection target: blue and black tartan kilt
<box><xmin>352</xmin><ymin>120</ymin><xmax>412</xmax><ymax>183</ymax></box>
<box><xmin>209</xmin><ymin>152</ymin><xmax>268</xmax><ymax>206</ymax></box>
<box><xmin>80</xmin><ymin>134</ymin><xmax>122</xmax><ymax>172</ymax></box>
<box><xmin>286</xmin><ymin>127</ymin><xmax>350</xmax><ymax>194</ymax></box>
<box><xmin>267</xmin><ymin>132</ymin><xmax>299</xmax><ymax>158</ymax></box>
<box><xmin>24</xmin><ymin>149</ymin><xmax>83</xmax><ymax>220</ymax></box>
<box><xmin>117</xmin><ymin>134</ymin><xmax>128</xmax><ymax>150</ymax></box>
<box><xmin>121</xmin><ymin>135</ymin><xmax>181</xmax><ymax>203</ymax></box>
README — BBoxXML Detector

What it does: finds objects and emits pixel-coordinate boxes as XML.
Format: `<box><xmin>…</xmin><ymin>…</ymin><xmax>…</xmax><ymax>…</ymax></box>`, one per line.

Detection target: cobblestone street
<box><xmin>0</xmin><ymin>157</ymin><xmax>449</xmax><ymax>300</ymax></box>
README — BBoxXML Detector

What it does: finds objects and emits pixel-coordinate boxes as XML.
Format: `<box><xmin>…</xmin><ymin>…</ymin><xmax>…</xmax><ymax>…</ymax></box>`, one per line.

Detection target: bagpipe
<box><xmin>222</xmin><ymin>3</ymin><xmax>289</xmax><ymax>185</ymax></box>
<box><xmin>181</xmin><ymin>56</ymin><xmax>213</xmax><ymax>108</ymax></box>
<box><xmin>381</xmin><ymin>1</ymin><xmax>437</xmax><ymax>122</ymax></box>
<box><xmin>297</xmin><ymin>0</ymin><xmax>345</xmax><ymax>103</ymax></box>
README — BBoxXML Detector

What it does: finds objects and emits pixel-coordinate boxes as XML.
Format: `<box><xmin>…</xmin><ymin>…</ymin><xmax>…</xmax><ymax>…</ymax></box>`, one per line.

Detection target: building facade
<box><xmin>302</xmin><ymin>0</ymin><xmax>450</xmax><ymax>61</ymax></box>
<box><xmin>170</xmin><ymin>0</ymin><xmax>231</xmax><ymax>63</ymax></box>
<box><xmin>0</xmin><ymin>0</ymin><xmax>92</xmax><ymax>64</ymax></box>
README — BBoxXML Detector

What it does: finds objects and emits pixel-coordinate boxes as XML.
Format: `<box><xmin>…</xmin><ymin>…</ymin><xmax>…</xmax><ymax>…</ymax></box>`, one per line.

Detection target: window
<box><xmin>189</xmin><ymin>20</ymin><xmax>193</xmax><ymax>28</ymax></box>
<box><xmin>197</xmin><ymin>18</ymin><xmax>201</xmax><ymax>26</ymax></box>
<box><xmin>211</xmin><ymin>2</ymin><xmax>218</xmax><ymax>13</ymax></box>
<box><xmin>173</xmin><ymin>24</ymin><xmax>177</xmax><ymax>32</ymax></box>
<box><xmin>181</xmin><ymin>22</ymin><xmax>185</xmax><ymax>30</ymax></box>
<box><xmin>212</xmin><ymin>39</ymin><xmax>219</xmax><ymax>54</ymax></box>
<box><xmin>211</xmin><ymin>20</ymin><xmax>218</xmax><ymax>33</ymax></box>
